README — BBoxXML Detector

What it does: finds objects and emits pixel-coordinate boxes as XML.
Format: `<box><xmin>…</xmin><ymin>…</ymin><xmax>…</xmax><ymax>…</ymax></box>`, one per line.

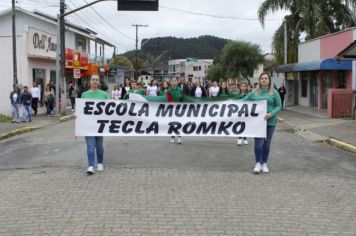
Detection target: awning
<box><xmin>336</xmin><ymin>40</ymin><xmax>356</xmax><ymax>60</ymax></box>
<box><xmin>275</xmin><ymin>58</ymin><xmax>352</xmax><ymax>73</ymax></box>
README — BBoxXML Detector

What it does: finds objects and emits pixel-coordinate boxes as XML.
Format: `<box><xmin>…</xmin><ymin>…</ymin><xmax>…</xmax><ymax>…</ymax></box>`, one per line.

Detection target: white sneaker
<box><xmin>237</xmin><ymin>139</ymin><xmax>242</xmax><ymax>146</ymax></box>
<box><xmin>170</xmin><ymin>137</ymin><xmax>175</xmax><ymax>143</ymax></box>
<box><xmin>176</xmin><ymin>136</ymin><xmax>182</xmax><ymax>144</ymax></box>
<box><xmin>243</xmin><ymin>140</ymin><xmax>248</xmax><ymax>145</ymax></box>
<box><xmin>253</xmin><ymin>163</ymin><xmax>261</xmax><ymax>173</ymax></box>
<box><xmin>262</xmin><ymin>163</ymin><xmax>269</xmax><ymax>173</ymax></box>
<box><xmin>86</xmin><ymin>166</ymin><xmax>95</xmax><ymax>175</ymax></box>
<box><xmin>97</xmin><ymin>163</ymin><xmax>104</xmax><ymax>171</ymax></box>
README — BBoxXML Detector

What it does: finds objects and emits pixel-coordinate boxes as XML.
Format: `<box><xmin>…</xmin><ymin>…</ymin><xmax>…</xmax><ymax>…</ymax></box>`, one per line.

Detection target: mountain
<box><xmin>122</xmin><ymin>35</ymin><xmax>229</xmax><ymax>62</ymax></box>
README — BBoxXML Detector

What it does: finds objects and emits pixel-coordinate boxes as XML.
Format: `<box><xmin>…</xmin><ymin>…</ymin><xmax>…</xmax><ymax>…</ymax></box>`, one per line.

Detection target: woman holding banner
<box><xmin>81</xmin><ymin>75</ymin><xmax>109</xmax><ymax>175</ymax></box>
<box><xmin>237</xmin><ymin>81</ymin><xmax>249</xmax><ymax>146</ymax></box>
<box><xmin>167</xmin><ymin>77</ymin><xmax>183</xmax><ymax>144</ymax></box>
<box><xmin>243</xmin><ymin>73</ymin><xmax>281</xmax><ymax>174</ymax></box>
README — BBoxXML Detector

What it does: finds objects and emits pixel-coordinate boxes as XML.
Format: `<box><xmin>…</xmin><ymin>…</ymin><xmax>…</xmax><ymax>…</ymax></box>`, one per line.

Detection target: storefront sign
<box><xmin>73</xmin><ymin>69</ymin><xmax>81</xmax><ymax>78</ymax></box>
<box><xmin>27</xmin><ymin>27</ymin><xmax>57</xmax><ymax>59</ymax></box>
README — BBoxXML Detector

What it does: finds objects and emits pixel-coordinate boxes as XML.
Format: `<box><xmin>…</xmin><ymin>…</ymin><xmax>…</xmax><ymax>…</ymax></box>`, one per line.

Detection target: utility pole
<box><xmin>284</xmin><ymin>20</ymin><xmax>287</xmax><ymax>65</ymax></box>
<box><xmin>12</xmin><ymin>0</ymin><xmax>17</xmax><ymax>85</ymax></box>
<box><xmin>60</xmin><ymin>0</ymin><xmax>66</xmax><ymax>115</ymax></box>
<box><xmin>132</xmin><ymin>24</ymin><xmax>148</xmax><ymax>80</ymax></box>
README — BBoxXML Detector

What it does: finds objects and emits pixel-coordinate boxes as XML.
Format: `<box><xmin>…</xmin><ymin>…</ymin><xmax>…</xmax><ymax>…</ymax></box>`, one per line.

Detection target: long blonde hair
<box><xmin>255</xmin><ymin>73</ymin><xmax>275</xmax><ymax>96</ymax></box>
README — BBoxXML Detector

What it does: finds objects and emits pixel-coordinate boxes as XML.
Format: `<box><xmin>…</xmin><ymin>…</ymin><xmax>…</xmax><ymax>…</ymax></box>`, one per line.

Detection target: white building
<box><xmin>168</xmin><ymin>58</ymin><xmax>213</xmax><ymax>82</ymax></box>
<box><xmin>0</xmin><ymin>7</ymin><xmax>113</xmax><ymax>115</ymax></box>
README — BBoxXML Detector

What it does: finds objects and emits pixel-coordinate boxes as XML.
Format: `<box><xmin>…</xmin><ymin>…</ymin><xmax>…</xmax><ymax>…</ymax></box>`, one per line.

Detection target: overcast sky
<box><xmin>0</xmin><ymin>0</ymin><xmax>287</xmax><ymax>57</ymax></box>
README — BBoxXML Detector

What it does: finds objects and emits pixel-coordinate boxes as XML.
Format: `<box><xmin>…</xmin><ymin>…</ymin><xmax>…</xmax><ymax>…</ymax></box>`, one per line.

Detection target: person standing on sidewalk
<box><xmin>9</xmin><ymin>85</ymin><xmax>22</xmax><ymax>123</ymax></box>
<box><xmin>278</xmin><ymin>83</ymin><xmax>286</xmax><ymax>110</ymax></box>
<box><xmin>243</xmin><ymin>73</ymin><xmax>282</xmax><ymax>174</ymax></box>
<box><xmin>68</xmin><ymin>82</ymin><xmax>77</xmax><ymax>111</ymax></box>
<box><xmin>81</xmin><ymin>75</ymin><xmax>109</xmax><ymax>175</ymax></box>
<box><xmin>44</xmin><ymin>84</ymin><xmax>55</xmax><ymax>115</ymax></box>
<box><xmin>30</xmin><ymin>82</ymin><xmax>40</xmax><ymax>115</ymax></box>
<box><xmin>21</xmin><ymin>86</ymin><xmax>32</xmax><ymax>122</ymax></box>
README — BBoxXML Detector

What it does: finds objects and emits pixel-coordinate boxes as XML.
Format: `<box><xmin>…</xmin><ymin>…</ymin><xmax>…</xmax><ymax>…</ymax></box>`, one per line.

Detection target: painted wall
<box><xmin>0</xmin><ymin>37</ymin><xmax>16</xmax><ymax>116</ymax></box>
<box><xmin>299</xmin><ymin>39</ymin><xmax>321</xmax><ymax>62</ymax></box>
<box><xmin>320</xmin><ymin>29</ymin><xmax>354</xmax><ymax>59</ymax></box>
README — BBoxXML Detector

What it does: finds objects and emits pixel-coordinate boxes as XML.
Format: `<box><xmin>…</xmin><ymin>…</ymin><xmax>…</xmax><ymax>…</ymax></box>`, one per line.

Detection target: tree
<box><xmin>109</xmin><ymin>55</ymin><xmax>133</xmax><ymax>69</ymax></box>
<box><xmin>258</xmin><ymin>0</ymin><xmax>356</xmax><ymax>64</ymax></box>
<box><xmin>220</xmin><ymin>41</ymin><xmax>263</xmax><ymax>82</ymax></box>
<box><xmin>207</xmin><ymin>63</ymin><xmax>224</xmax><ymax>82</ymax></box>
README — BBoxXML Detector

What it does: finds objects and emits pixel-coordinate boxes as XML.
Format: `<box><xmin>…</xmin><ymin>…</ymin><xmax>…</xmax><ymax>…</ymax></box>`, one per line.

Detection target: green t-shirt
<box><xmin>160</xmin><ymin>89</ymin><xmax>167</xmax><ymax>96</ymax></box>
<box><xmin>81</xmin><ymin>89</ymin><xmax>109</xmax><ymax>99</ymax></box>
<box><xmin>219</xmin><ymin>91</ymin><xmax>230</xmax><ymax>98</ymax></box>
<box><xmin>167</xmin><ymin>87</ymin><xmax>182</xmax><ymax>102</ymax></box>
<box><xmin>243</xmin><ymin>89</ymin><xmax>282</xmax><ymax>126</ymax></box>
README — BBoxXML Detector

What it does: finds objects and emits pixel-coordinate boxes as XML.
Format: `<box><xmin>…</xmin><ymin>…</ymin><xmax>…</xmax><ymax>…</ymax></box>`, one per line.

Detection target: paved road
<box><xmin>0</xmin><ymin>120</ymin><xmax>356</xmax><ymax>235</ymax></box>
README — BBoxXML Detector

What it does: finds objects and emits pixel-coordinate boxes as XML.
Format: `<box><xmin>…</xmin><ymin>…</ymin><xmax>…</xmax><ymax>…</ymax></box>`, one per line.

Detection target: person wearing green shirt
<box><xmin>124</xmin><ymin>81</ymin><xmax>144</xmax><ymax>99</ymax></box>
<box><xmin>167</xmin><ymin>77</ymin><xmax>183</xmax><ymax>144</ymax></box>
<box><xmin>236</xmin><ymin>81</ymin><xmax>249</xmax><ymax>146</ymax></box>
<box><xmin>159</xmin><ymin>80</ymin><xmax>169</xmax><ymax>96</ymax></box>
<box><xmin>81</xmin><ymin>75</ymin><xmax>109</xmax><ymax>175</ymax></box>
<box><xmin>218</xmin><ymin>82</ymin><xmax>231</xmax><ymax>98</ymax></box>
<box><xmin>243</xmin><ymin>73</ymin><xmax>282</xmax><ymax>174</ymax></box>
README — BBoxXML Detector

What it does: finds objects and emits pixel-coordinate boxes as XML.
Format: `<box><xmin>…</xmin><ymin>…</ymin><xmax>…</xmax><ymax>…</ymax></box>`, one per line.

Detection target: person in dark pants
<box><xmin>30</xmin><ymin>82</ymin><xmax>40</xmax><ymax>115</ymax></box>
<box><xmin>68</xmin><ymin>82</ymin><xmax>77</xmax><ymax>111</ymax></box>
<box><xmin>278</xmin><ymin>83</ymin><xmax>286</xmax><ymax>110</ymax></box>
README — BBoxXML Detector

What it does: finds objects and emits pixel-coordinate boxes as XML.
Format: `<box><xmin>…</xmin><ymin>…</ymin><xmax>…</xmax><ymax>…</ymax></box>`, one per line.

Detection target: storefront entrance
<box><xmin>33</xmin><ymin>68</ymin><xmax>45</xmax><ymax>104</ymax></box>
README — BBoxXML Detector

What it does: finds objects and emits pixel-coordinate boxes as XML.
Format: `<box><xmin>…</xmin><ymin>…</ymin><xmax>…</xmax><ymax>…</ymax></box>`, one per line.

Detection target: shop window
<box><xmin>301</xmin><ymin>78</ymin><xmax>308</xmax><ymax>97</ymax></box>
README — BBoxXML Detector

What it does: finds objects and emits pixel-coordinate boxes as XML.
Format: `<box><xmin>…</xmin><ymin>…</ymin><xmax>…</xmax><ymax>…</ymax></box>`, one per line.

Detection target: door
<box><xmin>309</xmin><ymin>72</ymin><xmax>318</xmax><ymax>107</ymax></box>
<box><xmin>322</xmin><ymin>71</ymin><xmax>333</xmax><ymax>109</ymax></box>
<box><xmin>33</xmin><ymin>69</ymin><xmax>46</xmax><ymax>104</ymax></box>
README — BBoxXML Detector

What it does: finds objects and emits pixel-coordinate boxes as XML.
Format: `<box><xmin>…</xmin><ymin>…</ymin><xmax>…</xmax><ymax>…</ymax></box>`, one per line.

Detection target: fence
<box><xmin>328</xmin><ymin>89</ymin><xmax>354</xmax><ymax>118</ymax></box>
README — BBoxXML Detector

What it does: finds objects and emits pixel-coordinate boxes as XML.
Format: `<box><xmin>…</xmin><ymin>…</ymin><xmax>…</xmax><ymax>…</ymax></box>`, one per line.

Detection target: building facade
<box><xmin>0</xmin><ymin>8</ymin><xmax>113</xmax><ymax>115</ymax></box>
<box><xmin>168</xmin><ymin>58</ymin><xmax>213</xmax><ymax>83</ymax></box>
<box><xmin>276</xmin><ymin>28</ymin><xmax>356</xmax><ymax>118</ymax></box>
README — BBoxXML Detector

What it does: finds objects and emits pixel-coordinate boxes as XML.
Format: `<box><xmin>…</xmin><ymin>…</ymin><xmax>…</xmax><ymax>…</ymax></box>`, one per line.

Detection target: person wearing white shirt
<box><xmin>146</xmin><ymin>80</ymin><xmax>159</xmax><ymax>96</ymax></box>
<box><xmin>30</xmin><ymin>82</ymin><xmax>41</xmax><ymax>115</ymax></box>
<box><xmin>190</xmin><ymin>79</ymin><xmax>207</xmax><ymax>98</ymax></box>
<box><xmin>209</xmin><ymin>81</ymin><xmax>219</xmax><ymax>97</ymax></box>
<box><xmin>111</xmin><ymin>84</ymin><xmax>121</xmax><ymax>100</ymax></box>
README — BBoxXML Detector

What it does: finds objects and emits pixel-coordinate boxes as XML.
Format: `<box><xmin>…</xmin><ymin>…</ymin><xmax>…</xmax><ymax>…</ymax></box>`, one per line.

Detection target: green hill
<box><xmin>122</xmin><ymin>35</ymin><xmax>228</xmax><ymax>62</ymax></box>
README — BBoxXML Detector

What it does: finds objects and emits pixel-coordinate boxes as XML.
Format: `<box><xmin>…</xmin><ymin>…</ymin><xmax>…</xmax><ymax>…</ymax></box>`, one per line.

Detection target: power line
<box><xmin>160</xmin><ymin>5</ymin><xmax>281</xmax><ymax>21</ymax></box>
<box><xmin>81</xmin><ymin>0</ymin><xmax>134</xmax><ymax>40</ymax></box>
<box><xmin>66</xmin><ymin>0</ymin><xmax>134</xmax><ymax>51</ymax></box>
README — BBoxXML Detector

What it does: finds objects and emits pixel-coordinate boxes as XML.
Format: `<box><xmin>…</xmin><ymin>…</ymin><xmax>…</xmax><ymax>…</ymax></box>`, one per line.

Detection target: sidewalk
<box><xmin>280</xmin><ymin>105</ymin><xmax>356</xmax><ymax>153</ymax></box>
<box><xmin>0</xmin><ymin>106</ymin><xmax>74</xmax><ymax>140</ymax></box>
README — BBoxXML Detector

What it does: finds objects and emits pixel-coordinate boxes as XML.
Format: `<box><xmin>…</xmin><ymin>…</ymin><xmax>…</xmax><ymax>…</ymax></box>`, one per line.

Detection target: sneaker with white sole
<box><xmin>170</xmin><ymin>136</ymin><xmax>175</xmax><ymax>143</ymax></box>
<box><xmin>237</xmin><ymin>139</ymin><xmax>242</xmax><ymax>146</ymax></box>
<box><xmin>262</xmin><ymin>163</ymin><xmax>269</xmax><ymax>173</ymax></box>
<box><xmin>243</xmin><ymin>140</ymin><xmax>248</xmax><ymax>145</ymax></box>
<box><xmin>253</xmin><ymin>163</ymin><xmax>261</xmax><ymax>173</ymax></box>
<box><xmin>176</xmin><ymin>136</ymin><xmax>182</xmax><ymax>144</ymax></box>
<box><xmin>86</xmin><ymin>166</ymin><xmax>95</xmax><ymax>175</ymax></box>
<box><xmin>97</xmin><ymin>163</ymin><xmax>104</xmax><ymax>171</ymax></box>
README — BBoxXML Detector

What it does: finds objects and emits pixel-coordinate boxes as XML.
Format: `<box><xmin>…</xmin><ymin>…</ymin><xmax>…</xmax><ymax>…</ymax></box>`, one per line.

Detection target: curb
<box><xmin>0</xmin><ymin>115</ymin><xmax>74</xmax><ymax>141</ymax></box>
<box><xmin>59</xmin><ymin>114</ymin><xmax>75</xmax><ymax>122</ymax></box>
<box><xmin>0</xmin><ymin>127</ymin><xmax>38</xmax><ymax>140</ymax></box>
<box><xmin>326</xmin><ymin>138</ymin><xmax>356</xmax><ymax>155</ymax></box>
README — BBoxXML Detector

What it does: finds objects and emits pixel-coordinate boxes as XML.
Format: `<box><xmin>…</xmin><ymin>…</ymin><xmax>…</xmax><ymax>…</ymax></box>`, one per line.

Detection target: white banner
<box><xmin>75</xmin><ymin>99</ymin><xmax>267</xmax><ymax>137</ymax></box>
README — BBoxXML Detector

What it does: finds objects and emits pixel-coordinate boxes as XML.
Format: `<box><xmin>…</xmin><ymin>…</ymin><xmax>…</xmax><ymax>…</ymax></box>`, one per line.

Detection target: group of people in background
<box><xmin>9</xmin><ymin>81</ymin><xmax>56</xmax><ymax>123</ymax></box>
<box><xmin>82</xmin><ymin>73</ymin><xmax>282</xmax><ymax>175</ymax></box>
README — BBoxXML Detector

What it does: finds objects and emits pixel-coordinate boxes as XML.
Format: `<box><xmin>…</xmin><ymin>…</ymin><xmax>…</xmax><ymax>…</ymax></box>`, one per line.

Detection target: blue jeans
<box><xmin>85</xmin><ymin>136</ymin><xmax>104</xmax><ymax>167</ymax></box>
<box><xmin>254</xmin><ymin>126</ymin><xmax>276</xmax><ymax>164</ymax></box>
<box><xmin>22</xmin><ymin>105</ymin><xmax>32</xmax><ymax>121</ymax></box>
<box><xmin>11</xmin><ymin>104</ymin><xmax>20</xmax><ymax>121</ymax></box>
